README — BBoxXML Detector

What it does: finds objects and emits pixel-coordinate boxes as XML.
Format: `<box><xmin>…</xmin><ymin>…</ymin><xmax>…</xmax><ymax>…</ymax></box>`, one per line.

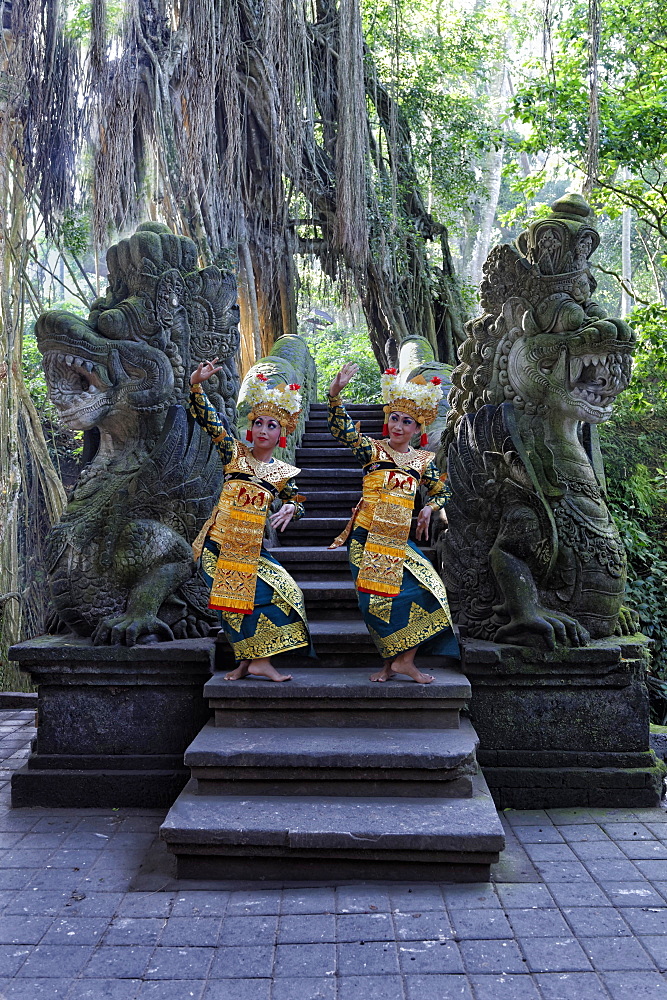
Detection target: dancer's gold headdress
<box><xmin>245</xmin><ymin>374</ymin><xmax>302</xmax><ymax>448</ymax></box>
<box><xmin>381</xmin><ymin>368</ymin><xmax>443</xmax><ymax>446</ymax></box>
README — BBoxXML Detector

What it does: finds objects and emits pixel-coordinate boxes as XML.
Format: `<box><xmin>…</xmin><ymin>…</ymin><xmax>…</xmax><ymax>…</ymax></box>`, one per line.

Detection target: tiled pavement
<box><xmin>0</xmin><ymin>710</ymin><xmax>667</xmax><ymax>999</ymax></box>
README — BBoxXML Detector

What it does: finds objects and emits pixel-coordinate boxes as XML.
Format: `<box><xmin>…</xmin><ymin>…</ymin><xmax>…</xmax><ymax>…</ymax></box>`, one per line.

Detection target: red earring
<box><xmin>246</xmin><ymin>428</ymin><xmax>253</xmax><ymax>441</ymax></box>
<box><xmin>420</xmin><ymin>431</ymin><xmax>428</xmax><ymax>447</ymax></box>
<box><xmin>279</xmin><ymin>434</ymin><xmax>287</xmax><ymax>449</ymax></box>
<box><xmin>382</xmin><ymin>423</ymin><xmax>388</xmax><ymax>436</ymax></box>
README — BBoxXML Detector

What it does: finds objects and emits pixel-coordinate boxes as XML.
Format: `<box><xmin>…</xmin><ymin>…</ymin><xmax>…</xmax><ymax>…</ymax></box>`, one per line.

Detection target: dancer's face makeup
<box><xmin>251</xmin><ymin>416</ymin><xmax>281</xmax><ymax>449</ymax></box>
<box><xmin>387</xmin><ymin>411</ymin><xmax>416</xmax><ymax>448</ymax></box>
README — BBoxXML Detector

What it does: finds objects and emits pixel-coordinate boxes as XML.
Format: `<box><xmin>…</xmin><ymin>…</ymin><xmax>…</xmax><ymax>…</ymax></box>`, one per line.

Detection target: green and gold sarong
<box><xmin>200</xmin><ymin>539</ymin><xmax>311</xmax><ymax>660</ymax></box>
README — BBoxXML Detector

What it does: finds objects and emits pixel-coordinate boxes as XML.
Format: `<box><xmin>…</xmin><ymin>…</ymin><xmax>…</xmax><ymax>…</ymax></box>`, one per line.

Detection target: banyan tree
<box><xmin>9</xmin><ymin>0</ymin><xmax>468</xmax><ymax>369</ymax></box>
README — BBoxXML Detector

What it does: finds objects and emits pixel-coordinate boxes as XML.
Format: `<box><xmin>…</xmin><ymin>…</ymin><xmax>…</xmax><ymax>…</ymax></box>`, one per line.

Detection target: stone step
<box><xmin>309</xmin><ymin>403</ymin><xmax>383</xmax><ymax>414</ymax></box>
<box><xmin>304</xmin><ymin>420</ymin><xmax>384</xmax><ymax>433</ymax></box>
<box><xmin>296</xmin><ymin>489</ymin><xmax>361</xmax><ymax>506</ymax></box>
<box><xmin>296</xmin><ymin>449</ymin><xmax>364</xmax><ymax>466</ymax></box>
<box><xmin>280</xmin><ymin>624</ymin><xmax>458</xmax><ymax>671</ymax></box>
<box><xmin>284</xmin><ymin>611</ymin><xmax>452</xmax><ymax>670</ymax></box>
<box><xmin>296</xmin><ymin>468</ymin><xmax>362</xmax><ymax>483</ymax></box>
<box><xmin>159</xmin><ymin>770</ymin><xmax>505</xmax><ymax>881</ymax></box>
<box><xmin>271</xmin><ymin>545</ymin><xmax>436</xmax><ymax>581</ymax></box>
<box><xmin>300</xmin><ymin>431</ymin><xmax>382</xmax><ymax>444</ymax></box>
<box><xmin>287</xmin><ymin>517</ymin><xmax>348</xmax><ymax>544</ymax></box>
<box><xmin>267</xmin><ymin>546</ymin><xmax>352</xmax><ymax>580</ymax></box>
<box><xmin>300</xmin><ymin>580</ymin><xmax>358</xmax><ymax>610</ymax></box>
<box><xmin>283</xmin><ymin>518</ymin><xmax>428</xmax><ymax>547</ymax></box>
<box><xmin>212</xmin><ymin>614</ymin><xmax>453</xmax><ymax>669</ymax></box>
<box><xmin>205</xmin><ymin>665</ymin><xmax>470</xmax><ymax>730</ymax></box>
<box><xmin>278</xmin><ymin>619</ymin><xmax>378</xmax><ymax>670</ymax></box>
<box><xmin>184</xmin><ymin>717</ymin><xmax>478</xmax><ymax>798</ymax></box>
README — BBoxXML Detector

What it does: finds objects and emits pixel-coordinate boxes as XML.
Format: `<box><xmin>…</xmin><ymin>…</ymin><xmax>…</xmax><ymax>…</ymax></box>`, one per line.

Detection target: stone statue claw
<box><xmin>493</xmin><ymin>607</ymin><xmax>590</xmax><ymax>650</ymax></box>
<box><xmin>615</xmin><ymin>606</ymin><xmax>640</xmax><ymax>637</ymax></box>
<box><xmin>92</xmin><ymin>613</ymin><xmax>175</xmax><ymax>647</ymax></box>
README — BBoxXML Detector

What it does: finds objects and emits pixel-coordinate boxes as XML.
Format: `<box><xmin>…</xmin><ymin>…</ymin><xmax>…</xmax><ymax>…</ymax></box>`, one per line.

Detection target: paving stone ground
<box><xmin>0</xmin><ymin>709</ymin><xmax>666</xmax><ymax>999</ymax></box>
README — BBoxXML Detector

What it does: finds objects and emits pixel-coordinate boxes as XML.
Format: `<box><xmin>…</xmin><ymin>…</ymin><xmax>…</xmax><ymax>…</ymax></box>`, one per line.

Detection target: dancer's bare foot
<box><xmin>225</xmin><ymin>657</ymin><xmax>292</xmax><ymax>682</ymax></box>
<box><xmin>369</xmin><ymin>659</ymin><xmax>394</xmax><ymax>682</ymax></box>
<box><xmin>224</xmin><ymin>659</ymin><xmax>250</xmax><ymax>680</ymax></box>
<box><xmin>370</xmin><ymin>654</ymin><xmax>434</xmax><ymax>684</ymax></box>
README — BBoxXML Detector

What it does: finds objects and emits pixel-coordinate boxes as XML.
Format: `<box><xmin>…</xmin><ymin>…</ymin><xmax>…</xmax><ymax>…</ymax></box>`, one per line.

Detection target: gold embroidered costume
<box><xmin>328</xmin><ymin>393</ymin><xmax>459</xmax><ymax>660</ymax></box>
<box><xmin>190</xmin><ymin>383</ymin><xmax>311</xmax><ymax>659</ymax></box>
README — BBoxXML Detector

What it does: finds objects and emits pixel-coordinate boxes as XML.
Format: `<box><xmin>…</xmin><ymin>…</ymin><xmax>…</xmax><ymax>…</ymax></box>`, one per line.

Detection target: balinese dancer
<box><xmin>328</xmin><ymin>361</ymin><xmax>458</xmax><ymax>684</ymax></box>
<box><xmin>190</xmin><ymin>358</ymin><xmax>312</xmax><ymax>682</ymax></box>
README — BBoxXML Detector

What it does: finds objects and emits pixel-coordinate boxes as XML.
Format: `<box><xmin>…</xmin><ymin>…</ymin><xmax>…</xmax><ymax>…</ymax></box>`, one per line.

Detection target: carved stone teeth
<box><xmin>65</xmin><ymin>355</ymin><xmax>74</xmax><ymax>365</ymax></box>
<box><xmin>84</xmin><ymin>361</ymin><xmax>94</xmax><ymax>372</ymax></box>
<box><xmin>88</xmin><ymin>385</ymin><xmax>99</xmax><ymax>394</ymax></box>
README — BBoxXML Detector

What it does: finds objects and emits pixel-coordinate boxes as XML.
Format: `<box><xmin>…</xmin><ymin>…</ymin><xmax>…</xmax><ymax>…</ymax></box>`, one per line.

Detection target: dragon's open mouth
<box><xmin>568</xmin><ymin>351</ymin><xmax>630</xmax><ymax>410</ymax></box>
<box><xmin>42</xmin><ymin>351</ymin><xmax>110</xmax><ymax>413</ymax></box>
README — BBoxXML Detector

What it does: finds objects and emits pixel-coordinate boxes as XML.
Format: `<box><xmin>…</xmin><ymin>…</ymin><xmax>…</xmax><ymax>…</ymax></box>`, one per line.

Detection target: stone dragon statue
<box><xmin>36</xmin><ymin>223</ymin><xmax>240</xmax><ymax>645</ymax></box>
<box><xmin>439</xmin><ymin>195</ymin><xmax>637</xmax><ymax>649</ymax></box>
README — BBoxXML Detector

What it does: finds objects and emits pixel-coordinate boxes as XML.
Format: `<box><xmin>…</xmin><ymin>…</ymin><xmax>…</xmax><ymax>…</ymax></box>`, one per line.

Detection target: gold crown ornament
<box><xmin>245</xmin><ymin>374</ymin><xmax>303</xmax><ymax>448</ymax></box>
<box><xmin>381</xmin><ymin>368</ymin><xmax>443</xmax><ymax>447</ymax></box>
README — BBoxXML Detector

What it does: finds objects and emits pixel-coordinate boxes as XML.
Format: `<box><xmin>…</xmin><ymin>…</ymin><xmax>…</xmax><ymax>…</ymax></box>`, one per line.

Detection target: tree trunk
<box><xmin>466</xmin><ymin>143</ymin><xmax>505</xmax><ymax>289</ymax></box>
<box><xmin>621</xmin><ymin>171</ymin><xmax>633</xmax><ymax>317</ymax></box>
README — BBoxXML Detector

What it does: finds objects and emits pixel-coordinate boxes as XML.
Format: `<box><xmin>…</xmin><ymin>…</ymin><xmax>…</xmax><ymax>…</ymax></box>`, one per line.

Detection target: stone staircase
<box><xmin>160</xmin><ymin>402</ymin><xmax>505</xmax><ymax>880</ymax></box>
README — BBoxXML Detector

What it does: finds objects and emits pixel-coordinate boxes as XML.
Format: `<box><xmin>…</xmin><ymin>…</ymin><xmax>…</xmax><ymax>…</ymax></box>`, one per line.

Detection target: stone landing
<box><xmin>463</xmin><ymin>634</ymin><xmax>667</xmax><ymax>810</ymax></box>
<box><xmin>160</xmin><ymin>666</ymin><xmax>505</xmax><ymax>881</ymax></box>
<box><xmin>9</xmin><ymin>635</ymin><xmax>214</xmax><ymax>808</ymax></box>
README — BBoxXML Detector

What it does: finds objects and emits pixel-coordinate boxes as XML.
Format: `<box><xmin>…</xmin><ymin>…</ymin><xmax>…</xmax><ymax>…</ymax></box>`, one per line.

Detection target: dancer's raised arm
<box><xmin>188</xmin><ymin>358</ymin><xmax>235</xmax><ymax>462</ymax></box>
<box><xmin>329</xmin><ymin>361</ymin><xmax>359</xmax><ymax>399</ymax></box>
<box><xmin>327</xmin><ymin>363</ymin><xmax>373</xmax><ymax>463</ymax></box>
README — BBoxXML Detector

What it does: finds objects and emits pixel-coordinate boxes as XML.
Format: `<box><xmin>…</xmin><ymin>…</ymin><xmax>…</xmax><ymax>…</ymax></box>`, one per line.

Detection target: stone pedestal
<box><xmin>9</xmin><ymin>636</ymin><xmax>214</xmax><ymax>808</ymax></box>
<box><xmin>462</xmin><ymin>634</ymin><xmax>666</xmax><ymax>810</ymax></box>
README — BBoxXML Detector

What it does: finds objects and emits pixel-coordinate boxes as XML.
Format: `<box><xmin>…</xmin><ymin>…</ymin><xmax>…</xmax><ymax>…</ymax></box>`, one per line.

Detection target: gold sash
<box><xmin>206</xmin><ymin>479</ymin><xmax>274</xmax><ymax>613</ymax></box>
<box><xmin>355</xmin><ymin>468</ymin><xmax>418</xmax><ymax>597</ymax></box>
<box><xmin>329</xmin><ymin>440</ymin><xmax>435</xmax><ymax>598</ymax></box>
<box><xmin>193</xmin><ymin>441</ymin><xmax>301</xmax><ymax>615</ymax></box>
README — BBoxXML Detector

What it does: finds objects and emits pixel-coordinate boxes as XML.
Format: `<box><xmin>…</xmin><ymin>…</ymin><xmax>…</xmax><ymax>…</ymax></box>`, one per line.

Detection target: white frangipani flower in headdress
<box><xmin>246</xmin><ymin>374</ymin><xmax>302</xmax><ymax>448</ymax></box>
<box><xmin>380</xmin><ymin>368</ymin><xmax>444</xmax><ymax>446</ymax></box>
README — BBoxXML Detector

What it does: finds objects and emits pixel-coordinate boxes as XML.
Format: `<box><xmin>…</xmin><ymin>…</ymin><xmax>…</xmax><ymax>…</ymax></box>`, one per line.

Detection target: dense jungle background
<box><xmin>1</xmin><ymin>0</ymin><xmax>667</xmax><ymax>717</ymax></box>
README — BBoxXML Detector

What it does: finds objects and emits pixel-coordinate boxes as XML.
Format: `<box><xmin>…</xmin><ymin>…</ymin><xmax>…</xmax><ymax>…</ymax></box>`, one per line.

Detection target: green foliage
<box><xmin>512</xmin><ymin>0</ymin><xmax>667</xmax><ymax>246</ymax></box>
<box><xmin>22</xmin><ymin>305</ymin><xmax>87</xmax><ymax>465</ymax></box>
<box><xmin>302</xmin><ymin>323</ymin><xmax>382</xmax><ymax>404</ymax></box>
<box><xmin>361</xmin><ymin>0</ymin><xmax>518</xmax><ymax>231</ymax></box>
<box><xmin>23</xmin><ymin>331</ymin><xmax>60</xmax><ymax>422</ymax></box>
<box><xmin>612</xmin><ymin>305</ymin><xmax>667</xmax><ymax>417</ymax></box>
<box><xmin>600</xmin><ymin>305</ymin><xmax>667</xmax><ymax>720</ymax></box>
<box><xmin>65</xmin><ymin>1</ymin><xmax>125</xmax><ymax>42</ymax></box>
<box><xmin>59</xmin><ymin>210</ymin><xmax>90</xmax><ymax>259</ymax></box>
<box><xmin>513</xmin><ymin>0</ymin><xmax>667</xmax><ymax>168</ymax></box>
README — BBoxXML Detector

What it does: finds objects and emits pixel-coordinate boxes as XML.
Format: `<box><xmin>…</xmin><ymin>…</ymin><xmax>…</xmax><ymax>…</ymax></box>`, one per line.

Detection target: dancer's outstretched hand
<box><xmin>190</xmin><ymin>358</ymin><xmax>223</xmax><ymax>385</ymax></box>
<box><xmin>329</xmin><ymin>362</ymin><xmax>359</xmax><ymax>398</ymax></box>
<box><xmin>270</xmin><ymin>503</ymin><xmax>296</xmax><ymax>532</ymax></box>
